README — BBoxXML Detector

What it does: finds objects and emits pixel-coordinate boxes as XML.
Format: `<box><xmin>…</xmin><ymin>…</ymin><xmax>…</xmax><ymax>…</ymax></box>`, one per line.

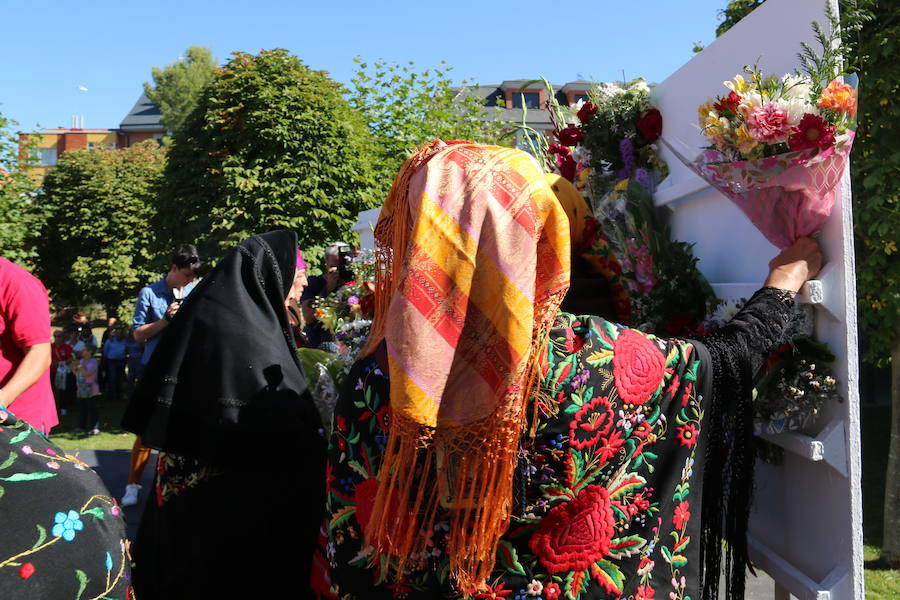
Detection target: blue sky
<box><xmin>2</xmin><ymin>0</ymin><xmax>727</xmax><ymax>132</ymax></box>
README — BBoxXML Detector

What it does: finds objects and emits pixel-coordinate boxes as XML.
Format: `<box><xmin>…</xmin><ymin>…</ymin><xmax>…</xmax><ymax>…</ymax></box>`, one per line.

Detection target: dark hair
<box><xmin>172</xmin><ymin>244</ymin><xmax>203</xmax><ymax>271</ymax></box>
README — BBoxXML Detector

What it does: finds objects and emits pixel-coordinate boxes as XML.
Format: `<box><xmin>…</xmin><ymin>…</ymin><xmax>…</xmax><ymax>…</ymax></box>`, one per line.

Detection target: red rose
<box><xmin>529</xmin><ymin>485</ymin><xmax>615</xmax><ymax>573</ymax></box>
<box><xmin>558</xmin><ymin>154</ymin><xmax>577</xmax><ymax>182</ymax></box>
<box><xmin>577</xmin><ymin>101</ymin><xmax>598</xmax><ymax>124</ymax></box>
<box><xmin>637</xmin><ymin>109</ymin><xmax>663</xmax><ymax>142</ymax></box>
<box><xmin>375</xmin><ymin>406</ymin><xmax>391</xmax><ymax>431</ymax></box>
<box><xmin>353</xmin><ymin>478</ymin><xmax>381</xmax><ymax>531</ymax></box>
<box><xmin>556</xmin><ymin>124</ymin><xmax>583</xmax><ymax>147</ymax></box>
<box><xmin>568</xmin><ymin>395</ymin><xmax>614</xmax><ymax>450</ymax></box>
<box><xmin>612</xmin><ymin>329</ymin><xmax>666</xmax><ymax>406</ymax></box>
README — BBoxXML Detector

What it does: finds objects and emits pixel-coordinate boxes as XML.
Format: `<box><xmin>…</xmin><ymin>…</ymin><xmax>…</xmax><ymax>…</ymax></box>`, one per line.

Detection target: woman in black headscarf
<box><xmin>123</xmin><ymin>230</ymin><xmax>325</xmax><ymax>600</ymax></box>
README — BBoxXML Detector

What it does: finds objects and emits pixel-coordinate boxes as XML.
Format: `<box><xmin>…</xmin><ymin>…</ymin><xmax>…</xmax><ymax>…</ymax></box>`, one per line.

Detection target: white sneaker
<box><xmin>121</xmin><ymin>484</ymin><xmax>142</xmax><ymax>507</ymax></box>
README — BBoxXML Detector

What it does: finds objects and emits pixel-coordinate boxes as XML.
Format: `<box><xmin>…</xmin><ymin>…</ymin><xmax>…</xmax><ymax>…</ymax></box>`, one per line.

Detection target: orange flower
<box><xmin>817</xmin><ymin>79</ymin><xmax>857</xmax><ymax>116</ymax></box>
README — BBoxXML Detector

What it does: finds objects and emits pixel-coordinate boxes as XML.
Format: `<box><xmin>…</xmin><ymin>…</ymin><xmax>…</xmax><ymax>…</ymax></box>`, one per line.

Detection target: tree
<box><xmin>349</xmin><ymin>57</ymin><xmax>510</xmax><ymax>177</ymax></box>
<box><xmin>158</xmin><ymin>49</ymin><xmax>382</xmax><ymax>261</ymax></box>
<box><xmin>716</xmin><ymin>0</ymin><xmax>900</xmax><ymax>568</ymax></box>
<box><xmin>716</xmin><ymin>0</ymin><xmax>766</xmax><ymax>37</ymax></box>
<box><xmin>35</xmin><ymin>141</ymin><xmax>166</xmax><ymax>316</ymax></box>
<box><xmin>0</xmin><ymin>111</ymin><xmax>44</xmax><ymax>266</ymax></box>
<box><xmin>144</xmin><ymin>46</ymin><xmax>218</xmax><ymax>135</ymax></box>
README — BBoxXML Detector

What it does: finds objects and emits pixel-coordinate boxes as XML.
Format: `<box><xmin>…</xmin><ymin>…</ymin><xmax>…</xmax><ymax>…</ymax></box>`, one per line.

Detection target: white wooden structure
<box><xmin>652</xmin><ymin>0</ymin><xmax>863</xmax><ymax>598</ymax></box>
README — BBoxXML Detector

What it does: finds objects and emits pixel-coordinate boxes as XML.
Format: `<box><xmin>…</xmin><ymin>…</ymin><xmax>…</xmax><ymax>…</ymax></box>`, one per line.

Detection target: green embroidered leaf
<box><xmin>82</xmin><ymin>507</ymin><xmax>105</xmax><ymax>520</ymax></box>
<box><xmin>0</xmin><ymin>452</ymin><xmax>17</xmax><ymax>470</ymax></box>
<box><xmin>608</xmin><ymin>473</ymin><xmax>646</xmax><ymax>500</ymax></box>
<box><xmin>661</xmin><ymin>545</ymin><xmax>673</xmax><ymax>563</ymax></box>
<box><xmin>553</xmin><ymin>357</ymin><xmax>577</xmax><ymax>389</ymax></box>
<box><xmin>0</xmin><ymin>472</ymin><xmax>56</xmax><ymax>482</ymax></box>
<box><xmin>540</xmin><ymin>484</ymin><xmax>573</xmax><ymax>501</ymax></box>
<box><xmin>565</xmin><ymin>403</ymin><xmax>582</xmax><ymax>414</ymax></box>
<box><xmin>611</xmin><ymin>503</ymin><xmax>628</xmax><ymax>521</ymax></box>
<box><xmin>75</xmin><ymin>569</ymin><xmax>89</xmax><ymax>600</ymax></box>
<box><xmin>31</xmin><ymin>525</ymin><xmax>46</xmax><ymax>550</ymax></box>
<box><xmin>608</xmin><ymin>535</ymin><xmax>646</xmax><ymax>558</ymax></box>
<box><xmin>586</xmin><ymin>349</ymin><xmax>613</xmax><ymax>367</ymax></box>
<box><xmin>329</xmin><ymin>506</ymin><xmax>356</xmax><ymax>529</ymax></box>
<box><xmin>0</xmin><ymin>485</ymin><xmax>4</xmax><ymax>500</ymax></box>
<box><xmin>347</xmin><ymin>460</ymin><xmax>368</xmax><ymax>478</ymax></box>
<box><xmin>643</xmin><ymin>452</ymin><xmax>658</xmax><ymax>461</ymax></box>
<box><xmin>347</xmin><ymin>433</ymin><xmax>360</xmax><ymax>444</ymax></box>
<box><xmin>602</xmin><ymin>320</ymin><xmax>619</xmax><ymax>343</ymax></box>
<box><xmin>592</xmin><ymin>559</ymin><xmax>625</xmax><ymax>595</ymax></box>
<box><xmin>672</xmin><ymin>553</ymin><xmax>689</xmax><ymax>567</ymax></box>
<box><xmin>564</xmin><ymin>569</ymin><xmax>589</xmax><ymax>600</ymax></box>
<box><xmin>674</xmin><ymin>535</ymin><xmax>691</xmax><ymax>553</ymax></box>
<box><xmin>496</xmin><ymin>541</ymin><xmax>526</xmax><ymax>575</ymax></box>
<box><xmin>567</xmin><ymin>451</ymin><xmax>584</xmax><ymax>488</ymax></box>
<box><xmin>8</xmin><ymin>429</ymin><xmax>31</xmax><ymax>444</ymax></box>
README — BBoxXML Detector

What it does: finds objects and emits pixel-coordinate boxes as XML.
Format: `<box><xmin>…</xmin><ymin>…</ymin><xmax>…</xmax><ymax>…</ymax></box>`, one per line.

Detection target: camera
<box><xmin>334</xmin><ymin>243</ymin><xmax>354</xmax><ymax>281</ymax></box>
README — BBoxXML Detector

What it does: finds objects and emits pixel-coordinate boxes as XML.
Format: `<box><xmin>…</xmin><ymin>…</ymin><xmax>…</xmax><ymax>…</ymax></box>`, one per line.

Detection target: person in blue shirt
<box><xmin>101</xmin><ymin>326</ymin><xmax>128</xmax><ymax>403</ymax></box>
<box><xmin>121</xmin><ymin>244</ymin><xmax>202</xmax><ymax>507</ymax></box>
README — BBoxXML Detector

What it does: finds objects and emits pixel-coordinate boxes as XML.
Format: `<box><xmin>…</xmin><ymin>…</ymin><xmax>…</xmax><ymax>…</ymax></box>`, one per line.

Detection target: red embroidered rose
<box><xmin>375</xmin><ymin>406</ymin><xmax>391</xmax><ymax>431</ymax></box>
<box><xmin>613</xmin><ymin>329</ymin><xmax>666</xmax><ymax>406</ymax></box>
<box><xmin>353</xmin><ymin>478</ymin><xmax>381</xmax><ymax>531</ymax></box>
<box><xmin>577</xmin><ymin>101</ymin><xmax>598</xmax><ymax>124</ymax></box>
<box><xmin>19</xmin><ymin>562</ymin><xmax>35</xmax><ymax>579</ymax></box>
<box><xmin>529</xmin><ymin>485</ymin><xmax>615</xmax><ymax>573</ymax></box>
<box><xmin>569</xmin><ymin>395</ymin><xmax>614</xmax><ymax>450</ymax></box>
<box><xmin>673</xmin><ymin>500</ymin><xmax>691</xmax><ymax>530</ymax></box>
<box><xmin>556</xmin><ymin>124</ymin><xmax>583</xmax><ymax>146</ymax></box>
<box><xmin>676</xmin><ymin>423</ymin><xmax>699</xmax><ymax>448</ymax></box>
<box><xmin>637</xmin><ymin>109</ymin><xmax>663</xmax><ymax>141</ymax></box>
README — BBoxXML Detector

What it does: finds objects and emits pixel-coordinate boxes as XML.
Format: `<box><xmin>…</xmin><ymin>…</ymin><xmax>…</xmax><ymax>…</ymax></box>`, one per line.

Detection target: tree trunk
<box><xmin>881</xmin><ymin>331</ymin><xmax>900</xmax><ymax>567</ymax></box>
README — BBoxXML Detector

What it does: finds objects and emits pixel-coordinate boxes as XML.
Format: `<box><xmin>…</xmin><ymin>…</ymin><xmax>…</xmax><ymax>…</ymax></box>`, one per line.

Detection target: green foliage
<box><xmin>143</xmin><ymin>46</ymin><xmax>218</xmax><ymax>135</ymax></box>
<box><xmin>349</xmin><ymin>57</ymin><xmax>510</xmax><ymax>177</ymax></box>
<box><xmin>716</xmin><ymin>0</ymin><xmax>765</xmax><ymax>37</ymax></box>
<box><xmin>0</xmin><ymin>112</ymin><xmax>44</xmax><ymax>265</ymax></box>
<box><xmin>840</xmin><ymin>0</ymin><xmax>900</xmax><ymax>367</ymax></box>
<box><xmin>796</xmin><ymin>2</ymin><xmax>845</xmax><ymax>97</ymax></box>
<box><xmin>159</xmin><ymin>49</ymin><xmax>382</xmax><ymax>260</ymax></box>
<box><xmin>35</xmin><ymin>141</ymin><xmax>166</xmax><ymax>315</ymax></box>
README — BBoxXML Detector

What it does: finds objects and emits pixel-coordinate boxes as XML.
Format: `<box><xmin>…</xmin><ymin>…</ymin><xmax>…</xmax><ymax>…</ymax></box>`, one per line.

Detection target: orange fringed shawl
<box><xmin>359</xmin><ymin>141</ymin><xmax>571</xmax><ymax>594</ymax></box>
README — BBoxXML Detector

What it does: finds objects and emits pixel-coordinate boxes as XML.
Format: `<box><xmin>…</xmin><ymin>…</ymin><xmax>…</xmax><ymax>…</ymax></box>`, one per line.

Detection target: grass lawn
<box><xmin>49</xmin><ymin>388</ymin><xmax>135</xmax><ymax>451</ymax></box>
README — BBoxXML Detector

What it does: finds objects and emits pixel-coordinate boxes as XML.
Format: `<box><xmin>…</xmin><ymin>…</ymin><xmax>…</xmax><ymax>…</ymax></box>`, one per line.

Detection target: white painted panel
<box><xmin>354</xmin><ymin>207</ymin><xmax>381</xmax><ymax>251</ymax></box>
<box><xmin>651</xmin><ymin>0</ymin><xmax>863</xmax><ymax>598</ymax></box>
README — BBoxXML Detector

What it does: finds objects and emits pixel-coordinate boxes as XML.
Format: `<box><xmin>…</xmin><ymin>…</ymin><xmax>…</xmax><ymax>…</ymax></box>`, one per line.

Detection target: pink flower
<box><xmin>788</xmin><ymin>113</ymin><xmax>836</xmax><ymax>151</ymax></box>
<box><xmin>46</xmin><ymin>461</ymin><xmax>60</xmax><ymax>470</ymax></box>
<box><xmin>747</xmin><ymin>103</ymin><xmax>792</xmax><ymax>144</ymax></box>
<box><xmin>46</xmin><ymin>448</ymin><xmax>57</xmax><ymax>456</ymax></box>
<box><xmin>21</xmin><ymin>445</ymin><xmax>33</xmax><ymax>455</ymax></box>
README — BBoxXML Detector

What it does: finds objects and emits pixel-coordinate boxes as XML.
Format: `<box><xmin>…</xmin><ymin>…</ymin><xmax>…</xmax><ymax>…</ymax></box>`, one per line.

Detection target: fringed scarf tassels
<box><xmin>360</xmin><ymin>142</ymin><xmax>570</xmax><ymax>594</ymax></box>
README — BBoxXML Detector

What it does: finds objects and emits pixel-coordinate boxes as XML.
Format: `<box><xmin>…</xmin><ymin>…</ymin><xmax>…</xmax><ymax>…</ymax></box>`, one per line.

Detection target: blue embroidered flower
<box><xmin>52</xmin><ymin>510</ymin><xmax>84</xmax><ymax>542</ymax></box>
<box><xmin>105</xmin><ymin>551</ymin><xmax>113</xmax><ymax>571</ymax></box>
<box><xmin>551</xmin><ymin>433</ymin><xmax>564</xmax><ymax>450</ymax></box>
<box><xmin>515</xmin><ymin>590</ymin><xmax>529</xmax><ymax>600</ymax></box>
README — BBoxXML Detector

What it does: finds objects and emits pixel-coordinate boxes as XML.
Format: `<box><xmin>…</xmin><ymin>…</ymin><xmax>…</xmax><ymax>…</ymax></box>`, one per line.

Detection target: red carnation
<box><xmin>556</xmin><ymin>124</ymin><xmax>583</xmax><ymax>146</ymax></box>
<box><xmin>529</xmin><ymin>485</ymin><xmax>615</xmax><ymax>573</ymax></box>
<box><xmin>788</xmin><ymin>113</ymin><xmax>836</xmax><ymax>151</ymax></box>
<box><xmin>612</xmin><ymin>329</ymin><xmax>666</xmax><ymax>406</ymax></box>
<box><xmin>577</xmin><ymin>101</ymin><xmax>598</xmax><ymax>124</ymax></box>
<box><xmin>714</xmin><ymin>91</ymin><xmax>741</xmax><ymax>114</ymax></box>
<box><xmin>637</xmin><ymin>109</ymin><xmax>663</xmax><ymax>141</ymax></box>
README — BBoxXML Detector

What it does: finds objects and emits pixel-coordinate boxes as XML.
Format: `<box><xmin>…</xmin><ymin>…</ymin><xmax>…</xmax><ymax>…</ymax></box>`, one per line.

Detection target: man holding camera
<box><xmin>121</xmin><ymin>244</ymin><xmax>202</xmax><ymax>507</ymax></box>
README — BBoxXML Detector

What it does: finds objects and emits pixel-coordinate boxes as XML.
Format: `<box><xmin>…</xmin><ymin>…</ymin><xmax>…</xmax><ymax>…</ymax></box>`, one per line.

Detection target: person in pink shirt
<box><xmin>0</xmin><ymin>257</ymin><xmax>56</xmax><ymax>433</ymax></box>
<box><xmin>74</xmin><ymin>344</ymin><xmax>101</xmax><ymax>435</ymax></box>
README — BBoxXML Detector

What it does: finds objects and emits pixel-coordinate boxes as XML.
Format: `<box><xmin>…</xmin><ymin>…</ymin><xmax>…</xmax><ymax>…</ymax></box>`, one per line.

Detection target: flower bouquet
<box><xmin>683</xmin><ymin>13</ymin><xmax>856</xmax><ymax>248</ymax></box>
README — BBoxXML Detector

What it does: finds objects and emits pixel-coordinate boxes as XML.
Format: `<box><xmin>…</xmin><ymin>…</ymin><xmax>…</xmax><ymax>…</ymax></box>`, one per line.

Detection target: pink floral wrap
<box><xmin>691</xmin><ymin>132</ymin><xmax>854</xmax><ymax>249</ymax></box>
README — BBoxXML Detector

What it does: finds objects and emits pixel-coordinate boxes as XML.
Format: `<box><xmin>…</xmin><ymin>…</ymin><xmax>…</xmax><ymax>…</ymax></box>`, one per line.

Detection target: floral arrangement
<box><xmin>684</xmin><ymin>7</ymin><xmax>856</xmax><ymax>249</ymax></box>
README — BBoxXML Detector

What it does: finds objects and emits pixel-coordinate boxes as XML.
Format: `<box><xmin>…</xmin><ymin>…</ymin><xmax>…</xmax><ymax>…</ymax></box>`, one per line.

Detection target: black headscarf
<box><xmin>123</xmin><ymin>230</ymin><xmax>322</xmax><ymax>462</ymax></box>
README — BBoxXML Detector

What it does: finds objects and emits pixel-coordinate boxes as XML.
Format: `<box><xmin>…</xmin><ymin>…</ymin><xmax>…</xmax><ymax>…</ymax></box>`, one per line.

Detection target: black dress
<box><xmin>323</xmin><ymin>288</ymin><xmax>794</xmax><ymax>600</ymax></box>
<box><xmin>123</xmin><ymin>231</ymin><xmax>326</xmax><ymax>599</ymax></box>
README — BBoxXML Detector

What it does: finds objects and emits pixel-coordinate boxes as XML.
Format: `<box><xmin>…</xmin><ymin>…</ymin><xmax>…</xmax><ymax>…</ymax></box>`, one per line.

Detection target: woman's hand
<box><xmin>764</xmin><ymin>236</ymin><xmax>824</xmax><ymax>294</ymax></box>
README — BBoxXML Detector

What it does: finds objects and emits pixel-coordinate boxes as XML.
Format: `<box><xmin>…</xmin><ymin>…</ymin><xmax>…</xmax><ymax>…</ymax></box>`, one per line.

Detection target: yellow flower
<box><xmin>724</xmin><ymin>75</ymin><xmax>748</xmax><ymax>94</ymax></box>
<box><xmin>704</xmin><ymin>116</ymin><xmax>730</xmax><ymax>150</ymax></box>
<box><xmin>697</xmin><ymin>101</ymin><xmax>717</xmax><ymax>128</ymax></box>
<box><xmin>614</xmin><ymin>178</ymin><xmax>630</xmax><ymax>191</ymax></box>
<box><xmin>736</xmin><ymin>125</ymin><xmax>758</xmax><ymax>156</ymax></box>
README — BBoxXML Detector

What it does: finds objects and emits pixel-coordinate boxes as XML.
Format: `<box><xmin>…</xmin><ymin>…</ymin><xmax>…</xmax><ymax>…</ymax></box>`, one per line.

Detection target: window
<box><xmin>87</xmin><ymin>141</ymin><xmax>116</xmax><ymax>150</ymax></box>
<box><xmin>572</xmin><ymin>93</ymin><xmax>590</xmax><ymax>104</ymax></box>
<box><xmin>511</xmin><ymin>92</ymin><xmax>541</xmax><ymax>109</ymax></box>
<box><xmin>33</xmin><ymin>147</ymin><xmax>57</xmax><ymax>166</ymax></box>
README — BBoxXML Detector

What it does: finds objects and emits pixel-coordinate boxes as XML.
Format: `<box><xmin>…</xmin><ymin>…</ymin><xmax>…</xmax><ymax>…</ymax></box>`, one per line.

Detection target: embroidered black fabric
<box><xmin>693</xmin><ymin>286</ymin><xmax>796</xmax><ymax>600</ymax></box>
